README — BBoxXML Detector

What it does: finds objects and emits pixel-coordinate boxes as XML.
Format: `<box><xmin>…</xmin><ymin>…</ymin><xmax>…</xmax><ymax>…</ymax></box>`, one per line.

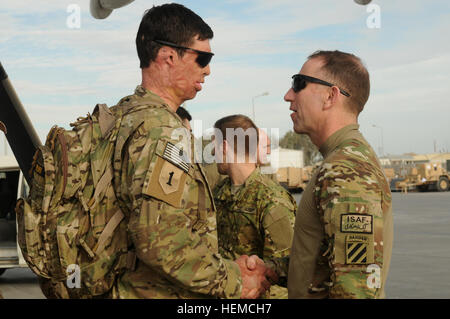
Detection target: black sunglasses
<box><xmin>153</xmin><ymin>39</ymin><xmax>214</xmax><ymax>68</ymax></box>
<box><xmin>291</xmin><ymin>74</ymin><xmax>350</xmax><ymax>97</ymax></box>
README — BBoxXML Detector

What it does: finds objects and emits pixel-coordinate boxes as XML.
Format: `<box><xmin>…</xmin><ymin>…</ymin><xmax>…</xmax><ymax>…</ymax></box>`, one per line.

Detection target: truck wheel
<box><xmin>0</xmin><ymin>269</ymin><xmax>6</xmax><ymax>276</ymax></box>
<box><xmin>437</xmin><ymin>176</ymin><xmax>449</xmax><ymax>192</ymax></box>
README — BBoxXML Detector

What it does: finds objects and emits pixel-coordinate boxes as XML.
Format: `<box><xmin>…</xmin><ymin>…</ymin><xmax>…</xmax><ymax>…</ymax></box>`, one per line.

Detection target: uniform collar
<box><xmin>134</xmin><ymin>85</ymin><xmax>183</xmax><ymax>120</ymax></box>
<box><xmin>135</xmin><ymin>85</ymin><xmax>176</xmax><ymax>110</ymax></box>
<box><xmin>243</xmin><ymin>167</ymin><xmax>261</xmax><ymax>188</ymax></box>
<box><xmin>319</xmin><ymin>124</ymin><xmax>360</xmax><ymax>159</ymax></box>
<box><xmin>216</xmin><ymin>167</ymin><xmax>261</xmax><ymax>201</ymax></box>
<box><xmin>135</xmin><ymin>85</ymin><xmax>165</xmax><ymax>103</ymax></box>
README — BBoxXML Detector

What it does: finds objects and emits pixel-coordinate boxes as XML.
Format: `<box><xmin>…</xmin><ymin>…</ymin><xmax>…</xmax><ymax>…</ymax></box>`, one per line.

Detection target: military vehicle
<box><xmin>383</xmin><ymin>167</ymin><xmax>395</xmax><ymax>185</ymax></box>
<box><xmin>276</xmin><ymin>165</ymin><xmax>314</xmax><ymax>192</ymax></box>
<box><xmin>0</xmin><ymin>156</ymin><xmax>28</xmax><ymax>276</ymax></box>
<box><xmin>406</xmin><ymin>161</ymin><xmax>449</xmax><ymax>192</ymax></box>
<box><xmin>0</xmin><ymin>62</ymin><xmax>40</xmax><ymax>276</ymax></box>
<box><xmin>271</xmin><ymin>147</ymin><xmax>310</xmax><ymax>192</ymax></box>
<box><xmin>390</xmin><ymin>160</ymin><xmax>450</xmax><ymax>192</ymax></box>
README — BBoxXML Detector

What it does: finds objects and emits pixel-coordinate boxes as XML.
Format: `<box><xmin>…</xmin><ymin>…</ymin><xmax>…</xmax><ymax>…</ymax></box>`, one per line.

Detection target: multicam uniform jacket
<box><xmin>111</xmin><ymin>86</ymin><xmax>242</xmax><ymax>299</ymax></box>
<box><xmin>214</xmin><ymin>168</ymin><xmax>297</xmax><ymax>298</ymax></box>
<box><xmin>288</xmin><ymin>124</ymin><xmax>393</xmax><ymax>299</ymax></box>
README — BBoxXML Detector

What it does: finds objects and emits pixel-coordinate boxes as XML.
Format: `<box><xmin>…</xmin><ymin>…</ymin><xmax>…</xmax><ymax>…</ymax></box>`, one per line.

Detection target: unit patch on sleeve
<box><xmin>340</xmin><ymin>213</ymin><xmax>373</xmax><ymax>234</ymax></box>
<box><xmin>142</xmin><ymin>140</ymin><xmax>191</xmax><ymax>208</ymax></box>
<box><xmin>345</xmin><ymin>234</ymin><xmax>374</xmax><ymax>265</ymax></box>
<box><xmin>159</xmin><ymin>160</ymin><xmax>184</xmax><ymax>195</ymax></box>
<box><xmin>162</xmin><ymin>142</ymin><xmax>190</xmax><ymax>173</ymax></box>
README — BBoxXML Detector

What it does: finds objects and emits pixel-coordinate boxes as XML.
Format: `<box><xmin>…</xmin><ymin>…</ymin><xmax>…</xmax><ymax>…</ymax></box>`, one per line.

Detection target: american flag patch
<box><xmin>162</xmin><ymin>142</ymin><xmax>190</xmax><ymax>173</ymax></box>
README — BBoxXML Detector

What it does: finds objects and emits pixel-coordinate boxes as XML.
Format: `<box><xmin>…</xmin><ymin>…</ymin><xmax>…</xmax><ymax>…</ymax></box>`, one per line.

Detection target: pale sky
<box><xmin>1</xmin><ymin>0</ymin><xmax>449</xmax><ymax>157</ymax></box>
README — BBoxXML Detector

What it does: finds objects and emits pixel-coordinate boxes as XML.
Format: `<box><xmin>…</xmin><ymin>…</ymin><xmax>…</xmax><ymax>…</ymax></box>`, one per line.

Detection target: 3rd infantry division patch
<box><xmin>346</xmin><ymin>235</ymin><xmax>371</xmax><ymax>264</ymax></box>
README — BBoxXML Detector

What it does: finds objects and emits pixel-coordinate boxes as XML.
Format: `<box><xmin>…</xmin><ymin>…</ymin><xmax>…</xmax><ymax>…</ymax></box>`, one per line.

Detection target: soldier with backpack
<box><xmin>17</xmin><ymin>3</ymin><xmax>275</xmax><ymax>299</ymax></box>
<box><xmin>113</xmin><ymin>4</ymin><xmax>279</xmax><ymax>299</ymax></box>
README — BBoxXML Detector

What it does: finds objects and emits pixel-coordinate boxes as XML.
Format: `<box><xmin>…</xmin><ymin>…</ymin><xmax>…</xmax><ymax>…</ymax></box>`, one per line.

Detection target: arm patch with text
<box><xmin>340</xmin><ymin>214</ymin><xmax>373</xmax><ymax>234</ymax></box>
<box><xmin>345</xmin><ymin>234</ymin><xmax>373</xmax><ymax>265</ymax></box>
<box><xmin>326</xmin><ymin>203</ymin><xmax>375</xmax><ymax>265</ymax></box>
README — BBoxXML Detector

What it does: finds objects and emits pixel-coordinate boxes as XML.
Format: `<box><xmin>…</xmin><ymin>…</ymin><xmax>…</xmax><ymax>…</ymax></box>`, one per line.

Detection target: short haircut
<box><xmin>214</xmin><ymin>114</ymin><xmax>259</xmax><ymax>157</ymax></box>
<box><xmin>308</xmin><ymin>50</ymin><xmax>370</xmax><ymax>114</ymax></box>
<box><xmin>176</xmin><ymin>106</ymin><xmax>192</xmax><ymax>121</ymax></box>
<box><xmin>136</xmin><ymin>3</ymin><xmax>214</xmax><ymax>69</ymax></box>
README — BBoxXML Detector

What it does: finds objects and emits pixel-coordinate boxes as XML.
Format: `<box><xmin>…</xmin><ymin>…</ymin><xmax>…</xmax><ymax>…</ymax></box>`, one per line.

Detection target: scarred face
<box><xmin>172</xmin><ymin>36</ymin><xmax>212</xmax><ymax>102</ymax></box>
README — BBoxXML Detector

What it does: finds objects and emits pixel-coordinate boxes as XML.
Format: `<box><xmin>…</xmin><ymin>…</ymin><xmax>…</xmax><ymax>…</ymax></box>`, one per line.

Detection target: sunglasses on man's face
<box><xmin>291</xmin><ymin>74</ymin><xmax>350</xmax><ymax>97</ymax></box>
<box><xmin>153</xmin><ymin>39</ymin><xmax>214</xmax><ymax>68</ymax></box>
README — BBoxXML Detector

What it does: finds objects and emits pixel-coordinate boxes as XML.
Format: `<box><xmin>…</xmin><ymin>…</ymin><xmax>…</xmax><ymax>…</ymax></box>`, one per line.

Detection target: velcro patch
<box><xmin>162</xmin><ymin>142</ymin><xmax>189</xmax><ymax>173</ymax></box>
<box><xmin>346</xmin><ymin>234</ymin><xmax>372</xmax><ymax>265</ymax></box>
<box><xmin>159</xmin><ymin>160</ymin><xmax>184</xmax><ymax>195</ymax></box>
<box><xmin>143</xmin><ymin>156</ymin><xmax>187</xmax><ymax>208</ymax></box>
<box><xmin>340</xmin><ymin>214</ymin><xmax>373</xmax><ymax>234</ymax></box>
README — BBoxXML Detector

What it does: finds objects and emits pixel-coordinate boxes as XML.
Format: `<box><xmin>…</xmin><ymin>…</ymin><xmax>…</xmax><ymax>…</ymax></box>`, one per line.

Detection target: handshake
<box><xmin>235</xmin><ymin>255</ymin><xmax>279</xmax><ymax>299</ymax></box>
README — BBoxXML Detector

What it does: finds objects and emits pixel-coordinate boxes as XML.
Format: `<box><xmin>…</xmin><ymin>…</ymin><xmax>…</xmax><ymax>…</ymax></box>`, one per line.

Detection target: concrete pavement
<box><xmin>1</xmin><ymin>191</ymin><xmax>449</xmax><ymax>299</ymax></box>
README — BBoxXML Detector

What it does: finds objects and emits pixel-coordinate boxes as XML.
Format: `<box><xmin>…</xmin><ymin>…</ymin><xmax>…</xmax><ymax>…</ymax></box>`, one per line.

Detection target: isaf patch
<box><xmin>345</xmin><ymin>234</ymin><xmax>373</xmax><ymax>265</ymax></box>
<box><xmin>341</xmin><ymin>214</ymin><xmax>373</xmax><ymax>234</ymax></box>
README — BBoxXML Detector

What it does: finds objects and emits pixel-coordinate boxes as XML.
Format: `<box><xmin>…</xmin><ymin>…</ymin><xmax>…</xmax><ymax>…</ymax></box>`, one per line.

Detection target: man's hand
<box><xmin>235</xmin><ymin>255</ymin><xmax>279</xmax><ymax>299</ymax></box>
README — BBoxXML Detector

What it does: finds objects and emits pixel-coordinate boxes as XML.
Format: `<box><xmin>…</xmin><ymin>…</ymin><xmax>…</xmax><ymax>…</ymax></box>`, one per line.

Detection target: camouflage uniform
<box><xmin>288</xmin><ymin>124</ymin><xmax>393</xmax><ymax>299</ymax></box>
<box><xmin>202</xmin><ymin>162</ymin><xmax>225</xmax><ymax>191</ymax></box>
<box><xmin>214</xmin><ymin>168</ymin><xmax>297</xmax><ymax>299</ymax></box>
<box><xmin>111</xmin><ymin>86</ymin><xmax>242</xmax><ymax>299</ymax></box>
<box><xmin>259</xmin><ymin>164</ymin><xmax>278</xmax><ymax>183</ymax></box>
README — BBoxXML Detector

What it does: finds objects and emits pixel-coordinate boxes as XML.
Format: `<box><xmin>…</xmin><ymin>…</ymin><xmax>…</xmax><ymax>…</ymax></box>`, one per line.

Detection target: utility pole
<box><xmin>372</xmin><ymin>124</ymin><xmax>384</xmax><ymax>157</ymax></box>
<box><xmin>252</xmin><ymin>92</ymin><xmax>269</xmax><ymax>123</ymax></box>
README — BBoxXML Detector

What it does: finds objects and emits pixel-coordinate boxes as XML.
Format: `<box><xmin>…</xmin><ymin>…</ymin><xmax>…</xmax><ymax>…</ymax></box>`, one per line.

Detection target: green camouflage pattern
<box><xmin>110</xmin><ymin>86</ymin><xmax>242</xmax><ymax>299</ymax></box>
<box><xmin>202</xmin><ymin>162</ymin><xmax>225</xmax><ymax>191</ymax></box>
<box><xmin>288</xmin><ymin>124</ymin><xmax>393</xmax><ymax>299</ymax></box>
<box><xmin>16</xmin><ymin>103</ymin><xmax>130</xmax><ymax>298</ymax></box>
<box><xmin>214</xmin><ymin>168</ymin><xmax>297</xmax><ymax>299</ymax></box>
<box><xmin>259</xmin><ymin>163</ymin><xmax>278</xmax><ymax>183</ymax></box>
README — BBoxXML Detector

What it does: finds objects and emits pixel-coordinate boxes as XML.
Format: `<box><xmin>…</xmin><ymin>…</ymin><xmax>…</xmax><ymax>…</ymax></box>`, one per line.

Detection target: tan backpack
<box><xmin>16</xmin><ymin>103</ymin><xmax>135</xmax><ymax>298</ymax></box>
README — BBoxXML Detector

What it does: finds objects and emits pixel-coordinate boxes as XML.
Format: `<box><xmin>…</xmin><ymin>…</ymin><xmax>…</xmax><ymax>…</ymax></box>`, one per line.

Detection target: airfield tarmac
<box><xmin>1</xmin><ymin>191</ymin><xmax>449</xmax><ymax>299</ymax></box>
